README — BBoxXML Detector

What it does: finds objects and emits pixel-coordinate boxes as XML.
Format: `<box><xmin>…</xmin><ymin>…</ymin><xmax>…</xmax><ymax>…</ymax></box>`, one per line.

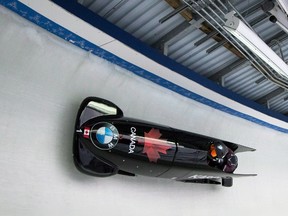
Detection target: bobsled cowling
<box><xmin>73</xmin><ymin>97</ymin><xmax>256</xmax><ymax>187</ymax></box>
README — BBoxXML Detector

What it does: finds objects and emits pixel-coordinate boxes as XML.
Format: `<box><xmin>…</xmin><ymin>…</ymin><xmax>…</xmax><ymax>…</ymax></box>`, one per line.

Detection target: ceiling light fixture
<box><xmin>224</xmin><ymin>13</ymin><xmax>288</xmax><ymax>79</ymax></box>
<box><xmin>264</xmin><ymin>1</ymin><xmax>288</xmax><ymax>35</ymax></box>
<box><xmin>277</xmin><ymin>0</ymin><xmax>288</xmax><ymax>15</ymax></box>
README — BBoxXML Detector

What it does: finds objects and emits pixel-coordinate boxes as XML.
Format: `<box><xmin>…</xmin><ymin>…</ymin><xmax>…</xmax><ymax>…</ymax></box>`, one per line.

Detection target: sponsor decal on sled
<box><xmin>91</xmin><ymin>122</ymin><xmax>119</xmax><ymax>150</ymax></box>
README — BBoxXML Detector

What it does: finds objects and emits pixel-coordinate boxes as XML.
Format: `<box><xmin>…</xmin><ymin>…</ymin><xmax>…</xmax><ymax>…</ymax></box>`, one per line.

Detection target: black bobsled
<box><xmin>73</xmin><ymin>97</ymin><xmax>256</xmax><ymax>187</ymax></box>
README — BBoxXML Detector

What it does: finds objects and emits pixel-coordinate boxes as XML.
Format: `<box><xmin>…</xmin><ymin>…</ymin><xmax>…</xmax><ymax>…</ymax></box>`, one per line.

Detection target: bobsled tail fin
<box><xmin>234</xmin><ymin>144</ymin><xmax>256</xmax><ymax>153</ymax></box>
<box><xmin>222</xmin><ymin>141</ymin><xmax>255</xmax><ymax>153</ymax></box>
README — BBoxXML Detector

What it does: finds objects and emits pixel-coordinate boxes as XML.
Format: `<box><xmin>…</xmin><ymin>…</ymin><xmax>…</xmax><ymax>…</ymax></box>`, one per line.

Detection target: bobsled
<box><xmin>73</xmin><ymin>97</ymin><xmax>256</xmax><ymax>187</ymax></box>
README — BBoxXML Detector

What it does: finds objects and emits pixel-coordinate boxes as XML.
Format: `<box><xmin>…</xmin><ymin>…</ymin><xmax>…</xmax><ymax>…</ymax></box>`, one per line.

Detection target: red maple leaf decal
<box><xmin>142</xmin><ymin>128</ymin><xmax>172</xmax><ymax>163</ymax></box>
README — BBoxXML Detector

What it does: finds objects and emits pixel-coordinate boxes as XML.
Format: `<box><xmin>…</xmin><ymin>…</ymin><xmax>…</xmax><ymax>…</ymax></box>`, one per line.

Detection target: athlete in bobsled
<box><xmin>208</xmin><ymin>142</ymin><xmax>238</xmax><ymax>173</ymax></box>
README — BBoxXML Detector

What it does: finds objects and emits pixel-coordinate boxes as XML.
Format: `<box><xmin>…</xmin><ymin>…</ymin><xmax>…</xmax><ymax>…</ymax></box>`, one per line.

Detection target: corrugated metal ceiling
<box><xmin>78</xmin><ymin>0</ymin><xmax>288</xmax><ymax>116</ymax></box>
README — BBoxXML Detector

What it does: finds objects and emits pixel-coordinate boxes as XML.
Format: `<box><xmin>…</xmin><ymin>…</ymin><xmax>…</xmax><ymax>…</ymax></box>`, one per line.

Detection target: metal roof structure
<box><xmin>78</xmin><ymin>0</ymin><xmax>288</xmax><ymax>116</ymax></box>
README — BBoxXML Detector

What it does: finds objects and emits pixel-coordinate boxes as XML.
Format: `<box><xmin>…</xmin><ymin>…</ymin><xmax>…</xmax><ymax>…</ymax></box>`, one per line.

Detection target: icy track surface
<box><xmin>0</xmin><ymin>6</ymin><xmax>288</xmax><ymax>216</ymax></box>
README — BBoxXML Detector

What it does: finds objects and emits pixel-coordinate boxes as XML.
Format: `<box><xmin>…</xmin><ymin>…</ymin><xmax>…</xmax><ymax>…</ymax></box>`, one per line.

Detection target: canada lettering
<box><xmin>129</xmin><ymin>127</ymin><xmax>137</xmax><ymax>154</ymax></box>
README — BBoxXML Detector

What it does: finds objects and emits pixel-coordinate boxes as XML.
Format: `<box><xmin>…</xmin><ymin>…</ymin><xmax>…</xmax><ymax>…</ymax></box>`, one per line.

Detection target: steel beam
<box><xmin>255</xmin><ymin>87</ymin><xmax>285</xmax><ymax>104</ymax></box>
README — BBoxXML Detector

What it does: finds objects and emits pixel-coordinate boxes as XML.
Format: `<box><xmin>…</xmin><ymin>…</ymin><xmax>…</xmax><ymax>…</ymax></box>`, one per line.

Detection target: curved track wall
<box><xmin>1</xmin><ymin>0</ymin><xmax>288</xmax><ymax>133</ymax></box>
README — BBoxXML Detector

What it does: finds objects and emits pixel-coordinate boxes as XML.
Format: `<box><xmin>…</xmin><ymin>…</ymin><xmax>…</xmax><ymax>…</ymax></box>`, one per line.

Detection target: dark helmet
<box><xmin>209</xmin><ymin>142</ymin><xmax>229</xmax><ymax>159</ymax></box>
<box><xmin>208</xmin><ymin>142</ymin><xmax>229</xmax><ymax>168</ymax></box>
<box><xmin>223</xmin><ymin>152</ymin><xmax>238</xmax><ymax>173</ymax></box>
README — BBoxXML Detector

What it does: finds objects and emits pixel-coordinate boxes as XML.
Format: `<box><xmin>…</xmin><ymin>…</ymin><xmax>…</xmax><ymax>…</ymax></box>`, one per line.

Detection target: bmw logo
<box><xmin>90</xmin><ymin>122</ymin><xmax>119</xmax><ymax>150</ymax></box>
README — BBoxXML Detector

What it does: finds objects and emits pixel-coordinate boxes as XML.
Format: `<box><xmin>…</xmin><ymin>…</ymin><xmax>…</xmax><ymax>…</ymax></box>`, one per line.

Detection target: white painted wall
<box><xmin>0</xmin><ymin>5</ymin><xmax>288</xmax><ymax>216</ymax></box>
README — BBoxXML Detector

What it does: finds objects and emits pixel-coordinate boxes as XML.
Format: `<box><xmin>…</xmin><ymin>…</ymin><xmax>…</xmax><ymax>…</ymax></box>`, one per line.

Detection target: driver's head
<box><xmin>209</xmin><ymin>142</ymin><xmax>228</xmax><ymax>159</ymax></box>
<box><xmin>223</xmin><ymin>152</ymin><xmax>238</xmax><ymax>173</ymax></box>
